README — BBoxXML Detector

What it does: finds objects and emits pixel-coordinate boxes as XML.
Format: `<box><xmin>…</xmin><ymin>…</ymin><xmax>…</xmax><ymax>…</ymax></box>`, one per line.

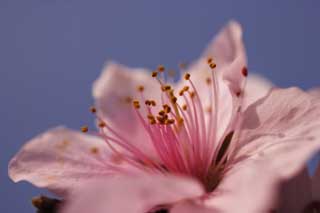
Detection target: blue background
<box><xmin>1</xmin><ymin>0</ymin><xmax>320</xmax><ymax>212</ymax></box>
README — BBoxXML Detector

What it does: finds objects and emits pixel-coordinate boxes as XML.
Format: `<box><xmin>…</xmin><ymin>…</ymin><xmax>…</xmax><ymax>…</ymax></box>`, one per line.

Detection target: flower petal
<box><xmin>92</xmin><ymin>62</ymin><xmax>159</xmax><ymax>156</ymax></box>
<box><xmin>204</xmin><ymin>160</ymin><xmax>278</xmax><ymax>213</ymax></box>
<box><xmin>237</xmin><ymin>87</ymin><xmax>320</xmax><ymax>178</ymax></box>
<box><xmin>62</xmin><ymin>175</ymin><xmax>204</xmax><ymax>213</ymax></box>
<box><xmin>243</xmin><ymin>73</ymin><xmax>273</xmax><ymax>109</ymax></box>
<box><xmin>9</xmin><ymin>127</ymin><xmax>116</xmax><ymax>195</ymax></box>
<box><xmin>312</xmin><ymin>163</ymin><xmax>320</xmax><ymax>200</ymax></box>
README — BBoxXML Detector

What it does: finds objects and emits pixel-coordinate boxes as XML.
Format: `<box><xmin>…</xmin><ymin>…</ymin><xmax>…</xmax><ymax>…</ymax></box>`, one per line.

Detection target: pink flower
<box><xmin>9</xmin><ymin>21</ymin><xmax>320</xmax><ymax>213</ymax></box>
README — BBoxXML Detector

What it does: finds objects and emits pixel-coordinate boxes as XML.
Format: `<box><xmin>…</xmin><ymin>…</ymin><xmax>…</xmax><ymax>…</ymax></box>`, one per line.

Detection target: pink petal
<box><xmin>171</xmin><ymin>202</ymin><xmax>215</xmax><ymax>213</ymax></box>
<box><xmin>62</xmin><ymin>175</ymin><xmax>204</xmax><ymax>213</ymax></box>
<box><xmin>204</xmin><ymin>160</ymin><xmax>279</xmax><ymax>213</ymax></box>
<box><xmin>9</xmin><ymin>127</ymin><xmax>116</xmax><ymax>196</ymax></box>
<box><xmin>92</xmin><ymin>62</ymin><xmax>159</xmax><ymax>156</ymax></box>
<box><xmin>178</xmin><ymin>21</ymin><xmax>247</xmax><ymax>141</ymax></box>
<box><xmin>308</xmin><ymin>88</ymin><xmax>320</xmax><ymax>99</ymax></box>
<box><xmin>237</xmin><ymin>87</ymin><xmax>320</xmax><ymax>178</ymax></box>
<box><xmin>243</xmin><ymin>73</ymin><xmax>273</xmax><ymax>109</ymax></box>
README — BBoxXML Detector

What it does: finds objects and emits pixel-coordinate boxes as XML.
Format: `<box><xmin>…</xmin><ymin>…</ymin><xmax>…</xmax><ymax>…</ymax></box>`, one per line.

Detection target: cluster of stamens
<box><xmin>81</xmin><ymin>57</ymin><xmax>247</xmax><ymax>191</ymax></box>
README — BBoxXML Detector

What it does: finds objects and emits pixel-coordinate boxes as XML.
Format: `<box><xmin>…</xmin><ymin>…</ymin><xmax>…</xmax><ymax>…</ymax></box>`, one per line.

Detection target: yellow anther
<box><xmin>209</xmin><ymin>63</ymin><xmax>217</xmax><ymax>69</ymax></box>
<box><xmin>158</xmin><ymin>110</ymin><xmax>166</xmax><ymax>116</ymax></box>
<box><xmin>207</xmin><ymin>57</ymin><xmax>213</xmax><ymax>64</ymax></box>
<box><xmin>157</xmin><ymin>65</ymin><xmax>165</xmax><ymax>72</ymax></box>
<box><xmin>90</xmin><ymin>106</ymin><xmax>97</xmax><ymax>114</ymax></box>
<box><xmin>171</xmin><ymin>97</ymin><xmax>177</xmax><ymax>104</ymax></box>
<box><xmin>124</xmin><ymin>96</ymin><xmax>132</xmax><ymax>104</ymax></box>
<box><xmin>163</xmin><ymin>104</ymin><xmax>171</xmax><ymax>113</ymax></box>
<box><xmin>183</xmin><ymin>86</ymin><xmax>189</xmax><ymax>91</ymax></box>
<box><xmin>81</xmin><ymin>126</ymin><xmax>88</xmax><ymax>133</ymax></box>
<box><xmin>147</xmin><ymin>114</ymin><xmax>155</xmax><ymax>120</ymax></box>
<box><xmin>184</xmin><ymin>73</ymin><xmax>191</xmax><ymax>80</ymax></box>
<box><xmin>163</xmin><ymin>85</ymin><xmax>171</xmax><ymax>91</ymax></box>
<box><xmin>133</xmin><ymin>100</ymin><xmax>140</xmax><ymax>109</ymax></box>
<box><xmin>182</xmin><ymin>104</ymin><xmax>187</xmax><ymax>111</ymax></box>
<box><xmin>137</xmin><ymin>85</ymin><xmax>144</xmax><ymax>92</ymax></box>
<box><xmin>151</xmin><ymin>71</ymin><xmax>158</xmax><ymax>77</ymax></box>
<box><xmin>98</xmin><ymin>121</ymin><xmax>106</xmax><ymax>128</ymax></box>
<box><xmin>179</xmin><ymin>62</ymin><xmax>187</xmax><ymax>69</ymax></box>
<box><xmin>206</xmin><ymin>77</ymin><xmax>212</xmax><ymax>85</ymax></box>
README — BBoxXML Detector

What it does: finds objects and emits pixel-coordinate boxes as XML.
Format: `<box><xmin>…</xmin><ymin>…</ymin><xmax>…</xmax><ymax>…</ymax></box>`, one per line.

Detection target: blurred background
<box><xmin>1</xmin><ymin>0</ymin><xmax>320</xmax><ymax>212</ymax></box>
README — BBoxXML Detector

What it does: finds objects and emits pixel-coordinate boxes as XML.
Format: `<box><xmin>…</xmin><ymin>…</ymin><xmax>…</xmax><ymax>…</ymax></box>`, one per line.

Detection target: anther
<box><xmin>184</xmin><ymin>73</ymin><xmax>191</xmax><ymax>80</ymax></box>
<box><xmin>98</xmin><ymin>121</ymin><xmax>106</xmax><ymax>128</ymax></box>
<box><xmin>150</xmin><ymin>100</ymin><xmax>156</xmax><ymax>106</ymax></box>
<box><xmin>133</xmin><ymin>100</ymin><xmax>140</xmax><ymax>109</ymax></box>
<box><xmin>81</xmin><ymin>126</ymin><xmax>88</xmax><ymax>133</ymax></box>
<box><xmin>151</xmin><ymin>71</ymin><xmax>158</xmax><ymax>77</ymax></box>
<box><xmin>171</xmin><ymin>97</ymin><xmax>177</xmax><ymax>103</ymax></box>
<box><xmin>179</xmin><ymin>62</ymin><xmax>187</xmax><ymax>69</ymax></box>
<box><xmin>145</xmin><ymin>100</ymin><xmax>151</xmax><ymax>106</ymax></box>
<box><xmin>190</xmin><ymin>91</ymin><xmax>196</xmax><ymax>98</ymax></box>
<box><xmin>137</xmin><ymin>85</ymin><xmax>144</xmax><ymax>92</ymax></box>
<box><xmin>163</xmin><ymin>85</ymin><xmax>171</xmax><ymax>91</ymax></box>
<box><xmin>163</xmin><ymin>104</ymin><xmax>171</xmax><ymax>113</ymax></box>
<box><xmin>241</xmin><ymin>66</ymin><xmax>248</xmax><ymax>77</ymax></box>
<box><xmin>157</xmin><ymin>65</ymin><xmax>165</xmax><ymax>72</ymax></box>
<box><xmin>158</xmin><ymin>110</ymin><xmax>166</xmax><ymax>116</ymax></box>
<box><xmin>90</xmin><ymin>106</ymin><xmax>97</xmax><ymax>114</ymax></box>
<box><xmin>179</xmin><ymin>89</ymin><xmax>184</xmax><ymax>96</ymax></box>
<box><xmin>182</xmin><ymin>104</ymin><xmax>187</xmax><ymax>111</ymax></box>
<box><xmin>206</xmin><ymin>77</ymin><xmax>212</xmax><ymax>85</ymax></box>
<box><xmin>209</xmin><ymin>63</ymin><xmax>217</xmax><ymax>69</ymax></box>
<box><xmin>207</xmin><ymin>57</ymin><xmax>213</xmax><ymax>64</ymax></box>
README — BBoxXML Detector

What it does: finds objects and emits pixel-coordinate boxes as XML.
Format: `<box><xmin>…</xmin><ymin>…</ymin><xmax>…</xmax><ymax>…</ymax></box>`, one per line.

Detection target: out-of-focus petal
<box><xmin>171</xmin><ymin>202</ymin><xmax>215</xmax><ymax>213</ymax></box>
<box><xmin>92</xmin><ymin>62</ymin><xmax>159</xmax><ymax>156</ymax></box>
<box><xmin>277</xmin><ymin>169</ymin><xmax>312</xmax><ymax>213</ymax></box>
<box><xmin>62</xmin><ymin>175</ymin><xmax>204</xmax><ymax>213</ymax></box>
<box><xmin>312</xmin><ymin>163</ymin><xmax>320</xmax><ymax>200</ymax></box>
<box><xmin>243</xmin><ymin>73</ymin><xmax>273</xmax><ymax>108</ymax></box>
<box><xmin>8</xmin><ymin>127</ymin><xmax>115</xmax><ymax>196</ymax></box>
<box><xmin>308</xmin><ymin>88</ymin><xmax>320</xmax><ymax>99</ymax></box>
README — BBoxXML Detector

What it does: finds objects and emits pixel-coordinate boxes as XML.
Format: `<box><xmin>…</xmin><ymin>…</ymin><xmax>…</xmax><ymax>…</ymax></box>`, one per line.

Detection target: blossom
<box><xmin>9</xmin><ymin>21</ymin><xmax>320</xmax><ymax>213</ymax></box>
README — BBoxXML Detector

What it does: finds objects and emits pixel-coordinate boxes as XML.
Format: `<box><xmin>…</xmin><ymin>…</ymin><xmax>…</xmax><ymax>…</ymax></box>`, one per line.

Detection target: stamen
<box><xmin>81</xmin><ymin>126</ymin><xmax>88</xmax><ymax>133</ymax></box>
<box><xmin>151</xmin><ymin>71</ymin><xmax>158</xmax><ymax>78</ymax></box>
<box><xmin>133</xmin><ymin>100</ymin><xmax>140</xmax><ymax>109</ymax></box>
<box><xmin>241</xmin><ymin>66</ymin><xmax>248</xmax><ymax>77</ymax></box>
<box><xmin>157</xmin><ymin>65</ymin><xmax>165</xmax><ymax>72</ymax></box>
<box><xmin>184</xmin><ymin>73</ymin><xmax>190</xmax><ymax>80</ymax></box>
<box><xmin>137</xmin><ymin>85</ymin><xmax>145</xmax><ymax>92</ymax></box>
<box><xmin>207</xmin><ymin>57</ymin><xmax>213</xmax><ymax>64</ymax></box>
<box><xmin>182</xmin><ymin>104</ymin><xmax>187</xmax><ymax>111</ymax></box>
<box><xmin>90</xmin><ymin>106</ymin><xmax>97</xmax><ymax>114</ymax></box>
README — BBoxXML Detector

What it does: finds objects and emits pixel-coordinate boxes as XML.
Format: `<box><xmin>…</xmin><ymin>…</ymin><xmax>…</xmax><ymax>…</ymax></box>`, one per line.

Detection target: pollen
<box><xmin>241</xmin><ymin>66</ymin><xmax>248</xmax><ymax>77</ymax></box>
<box><xmin>171</xmin><ymin>96</ymin><xmax>177</xmax><ymax>104</ymax></box>
<box><xmin>151</xmin><ymin>71</ymin><xmax>158</xmax><ymax>77</ymax></box>
<box><xmin>184</xmin><ymin>73</ymin><xmax>191</xmax><ymax>80</ymax></box>
<box><xmin>150</xmin><ymin>100</ymin><xmax>156</xmax><ymax>106</ymax></box>
<box><xmin>133</xmin><ymin>100</ymin><xmax>140</xmax><ymax>109</ymax></box>
<box><xmin>90</xmin><ymin>147</ymin><xmax>99</xmax><ymax>154</ymax></box>
<box><xmin>163</xmin><ymin>85</ymin><xmax>172</xmax><ymax>91</ymax></box>
<box><xmin>98</xmin><ymin>121</ymin><xmax>106</xmax><ymax>128</ymax></box>
<box><xmin>206</xmin><ymin>77</ymin><xmax>212</xmax><ymax>85</ymax></box>
<box><xmin>209</xmin><ymin>63</ymin><xmax>217</xmax><ymax>69</ymax></box>
<box><xmin>163</xmin><ymin>104</ymin><xmax>171</xmax><ymax>113</ymax></box>
<box><xmin>157</xmin><ymin>65</ymin><xmax>165</xmax><ymax>72</ymax></box>
<box><xmin>90</xmin><ymin>106</ymin><xmax>97</xmax><ymax>114</ymax></box>
<box><xmin>182</xmin><ymin>104</ymin><xmax>187</xmax><ymax>111</ymax></box>
<box><xmin>81</xmin><ymin>126</ymin><xmax>88</xmax><ymax>133</ymax></box>
<box><xmin>137</xmin><ymin>85</ymin><xmax>145</xmax><ymax>92</ymax></box>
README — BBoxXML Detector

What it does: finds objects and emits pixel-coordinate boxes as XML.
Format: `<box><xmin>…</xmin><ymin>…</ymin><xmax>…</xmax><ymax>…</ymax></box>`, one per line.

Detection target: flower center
<box><xmin>84</xmin><ymin>59</ymin><xmax>247</xmax><ymax>192</ymax></box>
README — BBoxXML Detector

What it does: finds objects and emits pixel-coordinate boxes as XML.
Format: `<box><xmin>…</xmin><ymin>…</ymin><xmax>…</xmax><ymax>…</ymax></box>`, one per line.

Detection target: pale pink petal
<box><xmin>204</xmin><ymin>160</ymin><xmax>278</xmax><ymax>213</ymax></box>
<box><xmin>236</xmin><ymin>88</ymin><xmax>320</xmax><ymax>179</ymax></box>
<box><xmin>171</xmin><ymin>202</ymin><xmax>215</xmax><ymax>213</ymax></box>
<box><xmin>62</xmin><ymin>175</ymin><xmax>204</xmax><ymax>213</ymax></box>
<box><xmin>177</xmin><ymin>21</ymin><xmax>247</xmax><ymax>141</ymax></box>
<box><xmin>308</xmin><ymin>88</ymin><xmax>320</xmax><ymax>99</ymax></box>
<box><xmin>243</xmin><ymin>73</ymin><xmax>273</xmax><ymax>109</ymax></box>
<box><xmin>92</xmin><ymin>62</ymin><xmax>159</xmax><ymax>156</ymax></box>
<box><xmin>9</xmin><ymin>127</ymin><xmax>116</xmax><ymax>196</ymax></box>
